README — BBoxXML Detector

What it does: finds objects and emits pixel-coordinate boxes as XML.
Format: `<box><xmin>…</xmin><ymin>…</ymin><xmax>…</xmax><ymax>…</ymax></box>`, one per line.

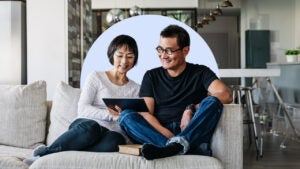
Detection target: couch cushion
<box><xmin>0</xmin><ymin>81</ymin><xmax>47</xmax><ymax>148</ymax></box>
<box><xmin>0</xmin><ymin>145</ymin><xmax>32</xmax><ymax>159</ymax></box>
<box><xmin>0</xmin><ymin>145</ymin><xmax>31</xmax><ymax>169</ymax></box>
<box><xmin>0</xmin><ymin>156</ymin><xmax>29</xmax><ymax>169</ymax></box>
<box><xmin>30</xmin><ymin>152</ymin><xmax>223</xmax><ymax>169</ymax></box>
<box><xmin>46</xmin><ymin>81</ymin><xmax>81</xmax><ymax>145</ymax></box>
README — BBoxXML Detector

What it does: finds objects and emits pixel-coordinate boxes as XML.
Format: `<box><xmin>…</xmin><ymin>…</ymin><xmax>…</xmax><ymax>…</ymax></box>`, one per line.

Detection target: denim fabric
<box><xmin>119</xmin><ymin>96</ymin><xmax>223</xmax><ymax>155</ymax></box>
<box><xmin>167</xmin><ymin>136</ymin><xmax>190</xmax><ymax>154</ymax></box>
<box><xmin>176</xmin><ymin>96</ymin><xmax>223</xmax><ymax>152</ymax></box>
<box><xmin>118</xmin><ymin>110</ymin><xmax>169</xmax><ymax>147</ymax></box>
<box><xmin>163</xmin><ymin>121</ymin><xmax>181</xmax><ymax>135</ymax></box>
<box><xmin>37</xmin><ymin>118</ymin><xmax>125</xmax><ymax>156</ymax></box>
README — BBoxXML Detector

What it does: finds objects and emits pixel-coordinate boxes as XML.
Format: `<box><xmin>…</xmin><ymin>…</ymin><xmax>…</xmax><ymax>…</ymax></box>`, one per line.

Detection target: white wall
<box><xmin>241</xmin><ymin>0</ymin><xmax>296</xmax><ymax>66</ymax></box>
<box><xmin>27</xmin><ymin>0</ymin><xmax>68</xmax><ymax>99</ymax></box>
<box><xmin>197</xmin><ymin>16</ymin><xmax>240</xmax><ymax>69</ymax></box>
<box><xmin>92</xmin><ymin>0</ymin><xmax>198</xmax><ymax>9</ymax></box>
<box><xmin>295</xmin><ymin>0</ymin><xmax>300</xmax><ymax>49</ymax></box>
<box><xmin>0</xmin><ymin>1</ymin><xmax>24</xmax><ymax>85</ymax></box>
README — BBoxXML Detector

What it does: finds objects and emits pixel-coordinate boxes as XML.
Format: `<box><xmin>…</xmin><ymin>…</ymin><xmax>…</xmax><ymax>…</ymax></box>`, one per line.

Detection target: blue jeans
<box><xmin>37</xmin><ymin>118</ymin><xmax>125</xmax><ymax>156</ymax></box>
<box><xmin>118</xmin><ymin>96</ymin><xmax>223</xmax><ymax>155</ymax></box>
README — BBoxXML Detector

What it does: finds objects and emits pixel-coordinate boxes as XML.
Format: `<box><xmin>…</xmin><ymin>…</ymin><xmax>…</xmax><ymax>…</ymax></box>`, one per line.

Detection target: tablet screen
<box><xmin>102</xmin><ymin>98</ymin><xmax>149</xmax><ymax>112</ymax></box>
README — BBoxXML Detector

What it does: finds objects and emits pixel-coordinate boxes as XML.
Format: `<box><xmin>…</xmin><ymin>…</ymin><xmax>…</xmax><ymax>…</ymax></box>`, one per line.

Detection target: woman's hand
<box><xmin>107</xmin><ymin>105</ymin><xmax>122</xmax><ymax>120</ymax></box>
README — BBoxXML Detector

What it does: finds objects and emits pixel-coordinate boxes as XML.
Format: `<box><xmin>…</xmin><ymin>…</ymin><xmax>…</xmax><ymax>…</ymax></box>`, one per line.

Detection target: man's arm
<box><xmin>207</xmin><ymin>79</ymin><xmax>233</xmax><ymax>104</ymax></box>
<box><xmin>139</xmin><ymin>97</ymin><xmax>174</xmax><ymax>138</ymax></box>
<box><xmin>180</xmin><ymin>79</ymin><xmax>232</xmax><ymax>131</ymax></box>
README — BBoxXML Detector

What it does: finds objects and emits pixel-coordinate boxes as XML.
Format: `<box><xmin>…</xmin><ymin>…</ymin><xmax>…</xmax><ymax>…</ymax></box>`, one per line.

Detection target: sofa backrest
<box><xmin>45</xmin><ymin>81</ymin><xmax>81</xmax><ymax>145</ymax></box>
<box><xmin>44</xmin><ymin>81</ymin><xmax>243</xmax><ymax>169</ymax></box>
<box><xmin>0</xmin><ymin>81</ymin><xmax>47</xmax><ymax>149</ymax></box>
<box><xmin>211</xmin><ymin>104</ymin><xmax>243</xmax><ymax>169</ymax></box>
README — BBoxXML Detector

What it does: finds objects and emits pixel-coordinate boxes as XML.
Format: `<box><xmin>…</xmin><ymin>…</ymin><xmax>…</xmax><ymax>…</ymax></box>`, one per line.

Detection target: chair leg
<box><xmin>245</xmin><ymin>89</ymin><xmax>260</xmax><ymax>160</ymax></box>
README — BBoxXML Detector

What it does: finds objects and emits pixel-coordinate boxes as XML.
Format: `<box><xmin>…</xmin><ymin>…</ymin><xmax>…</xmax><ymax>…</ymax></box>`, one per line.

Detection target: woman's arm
<box><xmin>78</xmin><ymin>72</ymin><xmax>115</xmax><ymax>121</ymax></box>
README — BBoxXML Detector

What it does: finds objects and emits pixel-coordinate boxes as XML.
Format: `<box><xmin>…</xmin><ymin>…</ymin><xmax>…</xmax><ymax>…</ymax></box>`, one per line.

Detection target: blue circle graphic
<box><xmin>81</xmin><ymin>15</ymin><xmax>218</xmax><ymax>87</ymax></box>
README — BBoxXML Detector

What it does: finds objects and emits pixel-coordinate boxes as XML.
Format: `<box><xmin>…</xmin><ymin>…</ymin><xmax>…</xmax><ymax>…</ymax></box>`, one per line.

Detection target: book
<box><xmin>102</xmin><ymin>98</ymin><xmax>149</xmax><ymax>112</ymax></box>
<box><xmin>118</xmin><ymin>144</ymin><xmax>142</xmax><ymax>156</ymax></box>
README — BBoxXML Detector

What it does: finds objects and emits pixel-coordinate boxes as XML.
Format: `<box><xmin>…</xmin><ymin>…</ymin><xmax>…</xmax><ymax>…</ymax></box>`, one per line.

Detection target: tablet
<box><xmin>102</xmin><ymin>98</ymin><xmax>149</xmax><ymax>112</ymax></box>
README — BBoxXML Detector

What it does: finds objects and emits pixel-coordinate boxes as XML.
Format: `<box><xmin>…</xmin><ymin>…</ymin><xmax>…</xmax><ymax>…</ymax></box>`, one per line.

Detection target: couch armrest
<box><xmin>211</xmin><ymin>104</ymin><xmax>243</xmax><ymax>169</ymax></box>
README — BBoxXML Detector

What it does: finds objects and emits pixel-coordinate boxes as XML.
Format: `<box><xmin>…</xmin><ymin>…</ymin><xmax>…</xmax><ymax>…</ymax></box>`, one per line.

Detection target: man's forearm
<box><xmin>139</xmin><ymin>112</ymin><xmax>174</xmax><ymax>138</ymax></box>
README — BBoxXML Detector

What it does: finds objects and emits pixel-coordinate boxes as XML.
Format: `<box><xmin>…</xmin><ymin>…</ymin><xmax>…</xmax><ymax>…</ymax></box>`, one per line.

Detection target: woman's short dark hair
<box><xmin>160</xmin><ymin>24</ymin><xmax>190</xmax><ymax>49</ymax></box>
<box><xmin>107</xmin><ymin>35</ymin><xmax>138</xmax><ymax>66</ymax></box>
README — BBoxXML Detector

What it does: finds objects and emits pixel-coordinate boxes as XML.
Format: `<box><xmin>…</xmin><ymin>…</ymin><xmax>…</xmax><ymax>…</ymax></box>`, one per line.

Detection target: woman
<box><xmin>24</xmin><ymin>35</ymin><xmax>140</xmax><ymax>165</ymax></box>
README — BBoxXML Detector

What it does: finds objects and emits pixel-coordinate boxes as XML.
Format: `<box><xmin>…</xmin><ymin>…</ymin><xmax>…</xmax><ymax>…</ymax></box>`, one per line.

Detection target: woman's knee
<box><xmin>98</xmin><ymin>131</ymin><xmax>126</xmax><ymax>152</ymax></box>
<box><xmin>106</xmin><ymin>131</ymin><xmax>126</xmax><ymax>145</ymax></box>
<box><xmin>70</xmin><ymin>119</ymin><xmax>104</xmax><ymax>134</ymax></box>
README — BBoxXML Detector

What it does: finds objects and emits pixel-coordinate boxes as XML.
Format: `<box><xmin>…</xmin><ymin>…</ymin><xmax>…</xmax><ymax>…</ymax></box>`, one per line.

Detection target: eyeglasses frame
<box><xmin>155</xmin><ymin>46</ymin><xmax>183</xmax><ymax>55</ymax></box>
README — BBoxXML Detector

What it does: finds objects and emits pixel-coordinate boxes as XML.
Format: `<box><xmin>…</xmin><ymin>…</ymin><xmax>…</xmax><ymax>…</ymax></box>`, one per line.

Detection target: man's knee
<box><xmin>201</xmin><ymin>96</ymin><xmax>223</xmax><ymax>109</ymax></box>
<box><xmin>118</xmin><ymin>109</ymin><xmax>138</xmax><ymax>125</ymax></box>
<box><xmin>204</xmin><ymin>95</ymin><xmax>221</xmax><ymax>103</ymax></box>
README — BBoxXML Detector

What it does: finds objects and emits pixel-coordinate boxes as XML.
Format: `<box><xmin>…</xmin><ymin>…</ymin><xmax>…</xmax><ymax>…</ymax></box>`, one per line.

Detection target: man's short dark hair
<box><xmin>160</xmin><ymin>25</ymin><xmax>190</xmax><ymax>49</ymax></box>
<box><xmin>107</xmin><ymin>34</ymin><xmax>138</xmax><ymax>66</ymax></box>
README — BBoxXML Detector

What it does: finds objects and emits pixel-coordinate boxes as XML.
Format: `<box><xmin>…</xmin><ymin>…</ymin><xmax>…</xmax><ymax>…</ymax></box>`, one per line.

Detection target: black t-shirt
<box><xmin>139</xmin><ymin>62</ymin><xmax>218</xmax><ymax>123</ymax></box>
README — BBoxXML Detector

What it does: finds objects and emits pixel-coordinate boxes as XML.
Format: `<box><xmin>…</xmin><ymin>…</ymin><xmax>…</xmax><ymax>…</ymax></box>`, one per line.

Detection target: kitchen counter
<box><xmin>219</xmin><ymin>68</ymin><xmax>280</xmax><ymax>78</ymax></box>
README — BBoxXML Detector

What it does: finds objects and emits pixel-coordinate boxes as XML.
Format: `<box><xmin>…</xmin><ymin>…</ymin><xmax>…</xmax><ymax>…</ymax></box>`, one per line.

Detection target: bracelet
<box><xmin>185</xmin><ymin>104</ymin><xmax>196</xmax><ymax>113</ymax></box>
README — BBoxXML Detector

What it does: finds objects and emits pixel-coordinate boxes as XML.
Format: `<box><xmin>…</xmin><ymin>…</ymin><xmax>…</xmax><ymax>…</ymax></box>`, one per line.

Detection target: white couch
<box><xmin>0</xmin><ymin>81</ymin><xmax>243</xmax><ymax>169</ymax></box>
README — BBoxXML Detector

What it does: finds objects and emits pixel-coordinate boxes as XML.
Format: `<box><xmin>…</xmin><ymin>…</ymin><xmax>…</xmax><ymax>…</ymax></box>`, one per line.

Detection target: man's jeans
<box><xmin>118</xmin><ymin>96</ymin><xmax>223</xmax><ymax>155</ymax></box>
<box><xmin>37</xmin><ymin>118</ymin><xmax>125</xmax><ymax>156</ymax></box>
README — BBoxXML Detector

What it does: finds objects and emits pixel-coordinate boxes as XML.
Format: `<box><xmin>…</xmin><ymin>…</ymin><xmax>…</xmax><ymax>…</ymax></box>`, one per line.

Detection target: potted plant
<box><xmin>298</xmin><ymin>46</ymin><xmax>300</xmax><ymax>61</ymax></box>
<box><xmin>285</xmin><ymin>49</ymin><xmax>299</xmax><ymax>62</ymax></box>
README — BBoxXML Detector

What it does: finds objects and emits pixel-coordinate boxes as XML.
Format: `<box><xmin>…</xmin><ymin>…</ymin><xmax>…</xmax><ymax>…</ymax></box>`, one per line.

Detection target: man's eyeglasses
<box><xmin>155</xmin><ymin>46</ymin><xmax>182</xmax><ymax>55</ymax></box>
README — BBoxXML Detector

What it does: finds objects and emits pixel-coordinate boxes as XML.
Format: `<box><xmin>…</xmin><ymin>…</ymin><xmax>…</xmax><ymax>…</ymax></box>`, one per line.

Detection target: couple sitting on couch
<box><xmin>24</xmin><ymin>24</ymin><xmax>232</xmax><ymax>165</ymax></box>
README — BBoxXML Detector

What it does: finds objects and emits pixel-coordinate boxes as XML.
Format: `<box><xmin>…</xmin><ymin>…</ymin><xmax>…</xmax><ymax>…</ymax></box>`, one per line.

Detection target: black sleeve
<box><xmin>201</xmin><ymin>66</ymin><xmax>219</xmax><ymax>90</ymax></box>
<box><xmin>139</xmin><ymin>71</ymin><xmax>154</xmax><ymax>97</ymax></box>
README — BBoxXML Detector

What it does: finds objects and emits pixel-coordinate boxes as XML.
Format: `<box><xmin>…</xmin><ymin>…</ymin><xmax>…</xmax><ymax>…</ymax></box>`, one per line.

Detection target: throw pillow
<box><xmin>0</xmin><ymin>81</ymin><xmax>47</xmax><ymax>148</ymax></box>
<box><xmin>46</xmin><ymin>81</ymin><xmax>81</xmax><ymax>145</ymax></box>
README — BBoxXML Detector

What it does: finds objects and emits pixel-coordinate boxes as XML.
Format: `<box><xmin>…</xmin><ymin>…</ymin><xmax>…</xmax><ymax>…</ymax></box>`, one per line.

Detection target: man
<box><xmin>118</xmin><ymin>24</ymin><xmax>232</xmax><ymax>160</ymax></box>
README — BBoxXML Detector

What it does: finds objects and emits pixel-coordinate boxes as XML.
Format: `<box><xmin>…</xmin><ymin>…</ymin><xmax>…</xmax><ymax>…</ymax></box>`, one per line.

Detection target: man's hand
<box><xmin>180</xmin><ymin>109</ymin><xmax>194</xmax><ymax>131</ymax></box>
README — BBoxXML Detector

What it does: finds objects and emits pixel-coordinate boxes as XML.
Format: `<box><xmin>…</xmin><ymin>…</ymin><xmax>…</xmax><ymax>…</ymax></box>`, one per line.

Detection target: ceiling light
<box><xmin>106</xmin><ymin>8</ymin><xmax>125</xmax><ymax>25</ymax></box>
<box><xmin>212</xmin><ymin>4</ymin><xmax>223</xmax><ymax>16</ymax></box>
<box><xmin>196</xmin><ymin>22</ymin><xmax>203</xmax><ymax>28</ymax></box>
<box><xmin>129</xmin><ymin>5</ymin><xmax>142</xmax><ymax>16</ymax></box>
<box><xmin>202</xmin><ymin>15</ymin><xmax>210</xmax><ymax>24</ymax></box>
<box><xmin>207</xmin><ymin>10</ymin><xmax>216</xmax><ymax>21</ymax></box>
<box><xmin>221</xmin><ymin>0</ymin><xmax>233</xmax><ymax>7</ymax></box>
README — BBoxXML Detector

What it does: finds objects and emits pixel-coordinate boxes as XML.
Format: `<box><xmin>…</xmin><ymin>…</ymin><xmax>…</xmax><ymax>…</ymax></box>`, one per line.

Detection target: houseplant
<box><xmin>285</xmin><ymin>49</ymin><xmax>299</xmax><ymax>62</ymax></box>
<box><xmin>298</xmin><ymin>46</ymin><xmax>300</xmax><ymax>61</ymax></box>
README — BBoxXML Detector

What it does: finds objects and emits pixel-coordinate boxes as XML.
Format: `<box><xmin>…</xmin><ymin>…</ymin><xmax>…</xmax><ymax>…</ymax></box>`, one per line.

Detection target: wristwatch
<box><xmin>185</xmin><ymin>104</ymin><xmax>196</xmax><ymax>114</ymax></box>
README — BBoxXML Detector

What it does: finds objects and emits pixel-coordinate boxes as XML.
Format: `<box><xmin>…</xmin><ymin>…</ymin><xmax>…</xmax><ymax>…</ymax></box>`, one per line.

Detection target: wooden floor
<box><xmin>243</xmin><ymin>133</ymin><xmax>300</xmax><ymax>169</ymax></box>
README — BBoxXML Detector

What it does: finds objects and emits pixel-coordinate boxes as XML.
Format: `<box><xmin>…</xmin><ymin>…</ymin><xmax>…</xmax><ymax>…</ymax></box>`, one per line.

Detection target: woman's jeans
<box><xmin>37</xmin><ymin>118</ymin><xmax>125</xmax><ymax>156</ymax></box>
<box><xmin>118</xmin><ymin>96</ymin><xmax>223</xmax><ymax>155</ymax></box>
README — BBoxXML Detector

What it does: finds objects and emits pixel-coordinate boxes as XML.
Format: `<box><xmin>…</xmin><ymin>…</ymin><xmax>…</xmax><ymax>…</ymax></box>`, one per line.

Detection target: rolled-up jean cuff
<box><xmin>166</xmin><ymin>136</ymin><xmax>190</xmax><ymax>154</ymax></box>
